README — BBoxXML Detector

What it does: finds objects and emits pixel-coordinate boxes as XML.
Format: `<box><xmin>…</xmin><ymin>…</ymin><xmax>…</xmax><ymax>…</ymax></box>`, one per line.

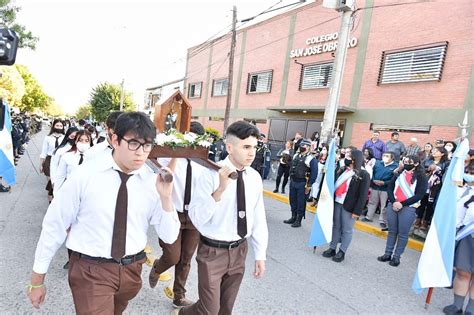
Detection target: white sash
<box><xmin>394</xmin><ymin>171</ymin><xmax>419</xmax><ymax>207</ymax></box>
<box><xmin>335</xmin><ymin>170</ymin><xmax>354</xmax><ymax>190</ymax></box>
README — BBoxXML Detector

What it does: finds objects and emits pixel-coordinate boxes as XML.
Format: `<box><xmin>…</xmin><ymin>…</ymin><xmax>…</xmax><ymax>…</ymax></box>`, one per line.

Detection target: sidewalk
<box><xmin>261</xmin><ymin>178</ymin><xmax>425</xmax><ymax>252</ymax></box>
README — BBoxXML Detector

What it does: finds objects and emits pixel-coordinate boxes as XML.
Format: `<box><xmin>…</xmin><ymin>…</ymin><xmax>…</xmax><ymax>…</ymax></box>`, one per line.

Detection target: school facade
<box><xmin>182</xmin><ymin>0</ymin><xmax>473</xmax><ymax>148</ymax></box>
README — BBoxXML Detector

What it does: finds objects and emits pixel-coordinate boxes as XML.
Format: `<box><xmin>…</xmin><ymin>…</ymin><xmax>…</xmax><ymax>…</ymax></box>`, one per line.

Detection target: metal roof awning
<box><xmin>146</xmin><ymin>78</ymin><xmax>185</xmax><ymax>91</ymax></box>
<box><xmin>267</xmin><ymin>105</ymin><xmax>355</xmax><ymax>113</ymax></box>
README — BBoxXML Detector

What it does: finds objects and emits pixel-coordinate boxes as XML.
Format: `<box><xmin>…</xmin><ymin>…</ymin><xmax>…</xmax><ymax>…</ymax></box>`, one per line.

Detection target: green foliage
<box><xmin>75</xmin><ymin>104</ymin><xmax>92</xmax><ymax>120</ymax></box>
<box><xmin>89</xmin><ymin>82</ymin><xmax>135</xmax><ymax>122</ymax></box>
<box><xmin>15</xmin><ymin>64</ymin><xmax>50</xmax><ymax>112</ymax></box>
<box><xmin>44</xmin><ymin>100</ymin><xmax>63</xmax><ymax>117</ymax></box>
<box><xmin>205</xmin><ymin>127</ymin><xmax>220</xmax><ymax>138</ymax></box>
<box><xmin>0</xmin><ymin>65</ymin><xmax>25</xmax><ymax>106</ymax></box>
<box><xmin>1</xmin><ymin>0</ymin><xmax>39</xmax><ymax>50</ymax></box>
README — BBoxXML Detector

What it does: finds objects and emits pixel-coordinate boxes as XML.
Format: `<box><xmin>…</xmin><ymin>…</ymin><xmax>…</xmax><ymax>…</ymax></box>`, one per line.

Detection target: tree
<box><xmin>44</xmin><ymin>99</ymin><xmax>63</xmax><ymax>117</ymax></box>
<box><xmin>15</xmin><ymin>64</ymin><xmax>50</xmax><ymax>112</ymax></box>
<box><xmin>75</xmin><ymin>104</ymin><xmax>91</xmax><ymax>120</ymax></box>
<box><xmin>0</xmin><ymin>65</ymin><xmax>25</xmax><ymax>107</ymax></box>
<box><xmin>89</xmin><ymin>82</ymin><xmax>134</xmax><ymax>122</ymax></box>
<box><xmin>1</xmin><ymin>0</ymin><xmax>39</xmax><ymax>49</ymax></box>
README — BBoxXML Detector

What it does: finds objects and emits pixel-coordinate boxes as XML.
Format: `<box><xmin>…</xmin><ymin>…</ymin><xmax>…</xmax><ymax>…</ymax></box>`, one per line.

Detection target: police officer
<box><xmin>250</xmin><ymin>133</ymin><xmax>268</xmax><ymax>178</ymax></box>
<box><xmin>284</xmin><ymin>139</ymin><xmax>318</xmax><ymax>228</ymax></box>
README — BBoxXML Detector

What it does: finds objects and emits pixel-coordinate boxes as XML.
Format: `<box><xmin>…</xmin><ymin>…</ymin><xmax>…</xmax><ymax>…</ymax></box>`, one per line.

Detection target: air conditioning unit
<box><xmin>323</xmin><ymin>0</ymin><xmax>354</xmax><ymax>11</ymax></box>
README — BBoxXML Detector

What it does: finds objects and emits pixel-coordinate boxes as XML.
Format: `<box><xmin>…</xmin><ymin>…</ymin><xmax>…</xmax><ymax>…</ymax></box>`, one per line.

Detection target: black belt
<box><xmin>71</xmin><ymin>250</ymin><xmax>146</xmax><ymax>265</ymax></box>
<box><xmin>201</xmin><ymin>236</ymin><xmax>246</xmax><ymax>249</ymax></box>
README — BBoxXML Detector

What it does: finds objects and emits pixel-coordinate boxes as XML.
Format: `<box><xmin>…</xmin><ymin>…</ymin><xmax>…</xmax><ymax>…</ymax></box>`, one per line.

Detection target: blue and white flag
<box><xmin>309</xmin><ymin>139</ymin><xmax>336</xmax><ymax>246</ymax></box>
<box><xmin>412</xmin><ymin>138</ymin><xmax>470</xmax><ymax>293</ymax></box>
<box><xmin>0</xmin><ymin>101</ymin><xmax>16</xmax><ymax>185</ymax></box>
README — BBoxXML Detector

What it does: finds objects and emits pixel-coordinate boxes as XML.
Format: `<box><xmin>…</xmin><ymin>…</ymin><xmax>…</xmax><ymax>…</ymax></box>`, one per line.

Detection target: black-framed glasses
<box><xmin>121</xmin><ymin>138</ymin><xmax>153</xmax><ymax>152</ymax></box>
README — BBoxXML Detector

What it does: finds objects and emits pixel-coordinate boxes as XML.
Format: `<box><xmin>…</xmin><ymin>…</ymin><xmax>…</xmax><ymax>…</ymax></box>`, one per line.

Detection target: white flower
<box><xmin>184</xmin><ymin>132</ymin><xmax>198</xmax><ymax>143</ymax></box>
<box><xmin>155</xmin><ymin>133</ymin><xmax>168</xmax><ymax>146</ymax></box>
<box><xmin>197</xmin><ymin>140</ymin><xmax>212</xmax><ymax>148</ymax></box>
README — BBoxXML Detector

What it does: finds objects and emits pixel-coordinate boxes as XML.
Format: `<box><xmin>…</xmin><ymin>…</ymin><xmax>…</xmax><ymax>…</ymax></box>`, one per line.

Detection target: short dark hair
<box><xmin>78</xmin><ymin>119</ymin><xmax>86</xmax><ymax>126</ymax></box>
<box><xmin>225</xmin><ymin>120</ymin><xmax>259</xmax><ymax>140</ymax></box>
<box><xmin>190</xmin><ymin>121</ymin><xmax>205</xmax><ymax>135</ymax></box>
<box><xmin>383</xmin><ymin>151</ymin><xmax>395</xmax><ymax>160</ymax></box>
<box><xmin>391</xmin><ymin>132</ymin><xmax>399</xmax><ymax>137</ymax></box>
<box><xmin>114</xmin><ymin>112</ymin><xmax>156</xmax><ymax>143</ymax></box>
<box><xmin>106</xmin><ymin>111</ymin><xmax>123</xmax><ymax>129</ymax></box>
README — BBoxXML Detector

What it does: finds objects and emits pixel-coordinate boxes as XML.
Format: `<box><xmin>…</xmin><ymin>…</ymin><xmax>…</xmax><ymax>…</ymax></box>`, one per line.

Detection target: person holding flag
<box><xmin>378</xmin><ymin>155</ymin><xmax>428</xmax><ymax>267</ymax></box>
<box><xmin>442</xmin><ymin>159</ymin><xmax>474</xmax><ymax>315</ymax></box>
<box><xmin>0</xmin><ymin>98</ymin><xmax>16</xmax><ymax>189</ymax></box>
<box><xmin>322</xmin><ymin>149</ymin><xmax>370</xmax><ymax>263</ymax></box>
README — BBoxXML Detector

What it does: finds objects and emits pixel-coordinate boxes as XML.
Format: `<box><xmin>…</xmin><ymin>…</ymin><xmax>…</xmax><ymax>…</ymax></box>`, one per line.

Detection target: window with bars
<box><xmin>188</xmin><ymin>82</ymin><xmax>202</xmax><ymax>98</ymax></box>
<box><xmin>212</xmin><ymin>78</ymin><xmax>228</xmax><ymax>96</ymax></box>
<box><xmin>247</xmin><ymin>71</ymin><xmax>273</xmax><ymax>93</ymax></box>
<box><xmin>378</xmin><ymin>42</ymin><xmax>448</xmax><ymax>85</ymax></box>
<box><xmin>300</xmin><ymin>62</ymin><xmax>333</xmax><ymax>90</ymax></box>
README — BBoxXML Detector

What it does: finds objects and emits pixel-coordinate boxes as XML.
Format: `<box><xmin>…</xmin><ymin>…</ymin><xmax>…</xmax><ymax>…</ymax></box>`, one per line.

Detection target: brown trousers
<box><xmin>68</xmin><ymin>253</ymin><xmax>146</xmax><ymax>315</ymax></box>
<box><xmin>180</xmin><ymin>240</ymin><xmax>248</xmax><ymax>315</ymax></box>
<box><xmin>154</xmin><ymin>211</ymin><xmax>200</xmax><ymax>300</ymax></box>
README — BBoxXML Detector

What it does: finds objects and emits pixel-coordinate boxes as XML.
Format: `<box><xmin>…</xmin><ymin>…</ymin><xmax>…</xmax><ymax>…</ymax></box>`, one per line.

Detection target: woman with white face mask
<box><xmin>54</xmin><ymin>130</ymin><xmax>93</xmax><ymax>193</ymax></box>
<box><xmin>444</xmin><ymin>141</ymin><xmax>457</xmax><ymax>160</ymax></box>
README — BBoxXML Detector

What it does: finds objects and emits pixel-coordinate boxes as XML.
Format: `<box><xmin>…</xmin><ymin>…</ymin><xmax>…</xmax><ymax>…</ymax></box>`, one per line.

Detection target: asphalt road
<box><xmin>0</xmin><ymin>129</ymin><xmax>451</xmax><ymax>314</ymax></box>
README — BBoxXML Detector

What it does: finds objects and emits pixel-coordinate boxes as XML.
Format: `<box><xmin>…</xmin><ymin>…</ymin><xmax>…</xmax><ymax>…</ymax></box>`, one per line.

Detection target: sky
<box><xmin>14</xmin><ymin>0</ymin><xmax>312</xmax><ymax>115</ymax></box>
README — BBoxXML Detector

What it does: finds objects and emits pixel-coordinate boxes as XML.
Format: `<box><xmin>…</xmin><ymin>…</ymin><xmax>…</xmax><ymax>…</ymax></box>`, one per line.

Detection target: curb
<box><xmin>263</xmin><ymin>189</ymin><xmax>424</xmax><ymax>252</ymax></box>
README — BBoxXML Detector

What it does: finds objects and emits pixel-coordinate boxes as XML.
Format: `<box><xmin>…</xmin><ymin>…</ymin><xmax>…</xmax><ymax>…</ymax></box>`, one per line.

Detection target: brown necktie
<box><xmin>111</xmin><ymin>171</ymin><xmax>132</xmax><ymax>260</ymax></box>
<box><xmin>183</xmin><ymin>159</ymin><xmax>192</xmax><ymax>211</ymax></box>
<box><xmin>236</xmin><ymin>170</ymin><xmax>247</xmax><ymax>238</ymax></box>
<box><xmin>78</xmin><ymin>153</ymin><xmax>83</xmax><ymax>165</ymax></box>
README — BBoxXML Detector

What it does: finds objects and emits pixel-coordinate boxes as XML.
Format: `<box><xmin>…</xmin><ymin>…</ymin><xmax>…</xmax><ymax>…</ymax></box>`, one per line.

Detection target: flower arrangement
<box><xmin>155</xmin><ymin>129</ymin><xmax>212</xmax><ymax>149</ymax></box>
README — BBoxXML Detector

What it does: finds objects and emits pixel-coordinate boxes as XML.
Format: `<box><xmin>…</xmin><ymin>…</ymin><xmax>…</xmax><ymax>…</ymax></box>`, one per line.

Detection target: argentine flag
<box><xmin>309</xmin><ymin>139</ymin><xmax>336</xmax><ymax>246</ymax></box>
<box><xmin>412</xmin><ymin>138</ymin><xmax>470</xmax><ymax>293</ymax></box>
<box><xmin>0</xmin><ymin>101</ymin><xmax>16</xmax><ymax>185</ymax></box>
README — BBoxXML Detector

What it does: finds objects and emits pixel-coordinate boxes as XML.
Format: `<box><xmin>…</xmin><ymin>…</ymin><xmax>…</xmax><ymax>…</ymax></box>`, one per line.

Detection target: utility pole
<box><xmin>119</xmin><ymin>79</ymin><xmax>125</xmax><ymax>111</ymax></box>
<box><xmin>320</xmin><ymin>4</ymin><xmax>353</xmax><ymax>145</ymax></box>
<box><xmin>223</xmin><ymin>5</ymin><xmax>237</xmax><ymax>133</ymax></box>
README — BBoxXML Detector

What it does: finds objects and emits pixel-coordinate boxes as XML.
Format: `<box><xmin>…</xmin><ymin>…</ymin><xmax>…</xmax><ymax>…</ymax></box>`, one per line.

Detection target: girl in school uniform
<box><xmin>322</xmin><ymin>150</ymin><xmax>371</xmax><ymax>263</ymax></box>
<box><xmin>40</xmin><ymin>119</ymin><xmax>65</xmax><ymax>202</ymax></box>
<box><xmin>54</xmin><ymin>130</ymin><xmax>92</xmax><ymax>193</ymax></box>
<box><xmin>378</xmin><ymin>154</ymin><xmax>428</xmax><ymax>267</ymax></box>
<box><xmin>50</xmin><ymin>127</ymin><xmax>79</xmax><ymax>189</ymax></box>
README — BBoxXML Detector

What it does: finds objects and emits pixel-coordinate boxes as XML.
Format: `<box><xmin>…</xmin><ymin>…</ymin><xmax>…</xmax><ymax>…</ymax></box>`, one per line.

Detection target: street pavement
<box><xmin>0</xmin><ymin>129</ymin><xmax>452</xmax><ymax>314</ymax></box>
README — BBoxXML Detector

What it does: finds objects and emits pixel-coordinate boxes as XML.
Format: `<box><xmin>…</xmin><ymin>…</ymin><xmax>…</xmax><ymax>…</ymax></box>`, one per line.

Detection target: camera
<box><xmin>0</xmin><ymin>28</ymin><xmax>19</xmax><ymax>66</ymax></box>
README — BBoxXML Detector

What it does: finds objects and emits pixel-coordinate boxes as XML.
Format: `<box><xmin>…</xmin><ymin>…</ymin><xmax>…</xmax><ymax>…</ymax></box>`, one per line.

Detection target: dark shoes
<box><xmin>332</xmin><ymin>250</ymin><xmax>345</xmax><ymax>263</ymax></box>
<box><xmin>63</xmin><ymin>261</ymin><xmax>69</xmax><ymax>269</ymax></box>
<box><xmin>281</xmin><ymin>189</ymin><xmax>285</xmax><ymax>194</ymax></box>
<box><xmin>173</xmin><ymin>297</ymin><xmax>194</xmax><ymax>309</ymax></box>
<box><xmin>291</xmin><ymin>215</ymin><xmax>303</xmax><ymax>228</ymax></box>
<box><xmin>283</xmin><ymin>213</ymin><xmax>296</xmax><ymax>224</ymax></box>
<box><xmin>361</xmin><ymin>217</ymin><xmax>373</xmax><ymax>222</ymax></box>
<box><xmin>389</xmin><ymin>257</ymin><xmax>400</xmax><ymax>267</ymax></box>
<box><xmin>377</xmin><ymin>254</ymin><xmax>392</xmax><ymax>262</ymax></box>
<box><xmin>380</xmin><ymin>222</ymin><xmax>387</xmax><ymax>229</ymax></box>
<box><xmin>322</xmin><ymin>248</ymin><xmax>336</xmax><ymax>258</ymax></box>
<box><xmin>0</xmin><ymin>185</ymin><xmax>11</xmax><ymax>193</ymax></box>
<box><xmin>273</xmin><ymin>189</ymin><xmax>278</xmax><ymax>193</ymax></box>
<box><xmin>442</xmin><ymin>304</ymin><xmax>463</xmax><ymax>314</ymax></box>
<box><xmin>149</xmin><ymin>260</ymin><xmax>160</xmax><ymax>288</ymax></box>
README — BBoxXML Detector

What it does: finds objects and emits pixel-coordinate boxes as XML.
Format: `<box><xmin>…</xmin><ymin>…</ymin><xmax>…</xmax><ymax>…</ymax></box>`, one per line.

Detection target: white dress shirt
<box><xmin>457</xmin><ymin>185</ymin><xmax>474</xmax><ymax>228</ymax></box>
<box><xmin>158</xmin><ymin>158</ymin><xmax>206</xmax><ymax>213</ymax></box>
<box><xmin>188</xmin><ymin>157</ymin><xmax>268</xmax><ymax>261</ymax></box>
<box><xmin>40</xmin><ymin>134</ymin><xmax>64</xmax><ymax>158</ymax></box>
<box><xmin>50</xmin><ymin>144</ymin><xmax>72</xmax><ymax>185</ymax></box>
<box><xmin>84</xmin><ymin>140</ymin><xmax>112</xmax><ymax>162</ymax></box>
<box><xmin>33</xmin><ymin>152</ymin><xmax>180</xmax><ymax>274</ymax></box>
<box><xmin>54</xmin><ymin>150</ymin><xmax>84</xmax><ymax>193</ymax></box>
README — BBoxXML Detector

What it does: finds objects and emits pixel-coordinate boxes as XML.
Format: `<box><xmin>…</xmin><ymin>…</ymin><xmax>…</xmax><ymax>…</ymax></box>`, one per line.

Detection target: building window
<box><xmin>212</xmin><ymin>78</ymin><xmax>228</xmax><ymax>96</ymax></box>
<box><xmin>188</xmin><ymin>82</ymin><xmax>202</xmax><ymax>98</ymax></box>
<box><xmin>247</xmin><ymin>70</ymin><xmax>273</xmax><ymax>94</ymax></box>
<box><xmin>370</xmin><ymin>123</ymin><xmax>431</xmax><ymax>134</ymax></box>
<box><xmin>300</xmin><ymin>62</ymin><xmax>333</xmax><ymax>90</ymax></box>
<box><xmin>378</xmin><ymin>42</ymin><xmax>448</xmax><ymax>85</ymax></box>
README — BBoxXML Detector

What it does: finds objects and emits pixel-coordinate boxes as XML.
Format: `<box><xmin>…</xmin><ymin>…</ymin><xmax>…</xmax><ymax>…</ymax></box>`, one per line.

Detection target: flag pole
<box><xmin>424</xmin><ymin>287</ymin><xmax>433</xmax><ymax>309</ymax></box>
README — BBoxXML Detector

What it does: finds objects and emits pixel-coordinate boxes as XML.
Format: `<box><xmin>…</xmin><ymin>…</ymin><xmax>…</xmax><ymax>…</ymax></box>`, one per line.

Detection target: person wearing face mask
<box><xmin>39</xmin><ymin>119</ymin><xmax>65</xmax><ymax>202</ymax></box>
<box><xmin>84</xmin><ymin>111</ymin><xmax>122</xmax><ymax>162</ymax></box>
<box><xmin>443</xmin><ymin>161</ymin><xmax>474</xmax><ymax>315</ymax></box>
<box><xmin>378</xmin><ymin>155</ymin><xmax>427</xmax><ymax>267</ymax></box>
<box><xmin>322</xmin><ymin>150</ymin><xmax>370</xmax><ymax>262</ymax></box>
<box><xmin>362</xmin><ymin>151</ymin><xmax>398</xmax><ymax>228</ymax></box>
<box><xmin>444</xmin><ymin>141</ymin><xmax>457</xmax><ymax>160</ymax></box>
<box><xmin>273</xmin><ymin>140</ymin><xmax>294</xmax><ymax>194</ymax></box>
<box><xmin>309</xmin><ymin>143</ymin><xmax>329</xmax><ymax>206</ymax></box>
<box><xmin>54</xmin><ymin>130</ymin><xmax>93</xmax><ymax>193</ymax></box>
<box><xmin>50</xmin><ymin>127</ymin><xmax>79</xmax><ymax>189</ymax></box>
<box><xmin>284</xmin><ymin>139</ymin><xmax>318</xmax><ymax>228</ymax></box>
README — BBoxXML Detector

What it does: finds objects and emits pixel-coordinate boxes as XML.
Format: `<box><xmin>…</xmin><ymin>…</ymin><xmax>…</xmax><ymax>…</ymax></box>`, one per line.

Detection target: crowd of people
<box><xmin>27</xmin><ymin>112</ymin><xmax>268</xmax><ymax>315</ymax></box>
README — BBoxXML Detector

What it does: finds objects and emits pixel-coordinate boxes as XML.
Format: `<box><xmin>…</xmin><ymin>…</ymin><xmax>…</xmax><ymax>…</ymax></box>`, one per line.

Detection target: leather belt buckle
<box><xmin>228</xmin><ymin>241</ymin><xmax>237</xmax><ymax>250</ymax></box>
